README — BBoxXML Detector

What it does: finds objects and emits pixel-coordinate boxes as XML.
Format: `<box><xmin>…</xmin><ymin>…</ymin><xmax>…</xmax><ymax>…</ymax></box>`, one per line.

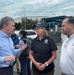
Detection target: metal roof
<box><xmin>42</xmin><ymin>16</ymin><xmax>67</xmax><ymax>22</ymax></box>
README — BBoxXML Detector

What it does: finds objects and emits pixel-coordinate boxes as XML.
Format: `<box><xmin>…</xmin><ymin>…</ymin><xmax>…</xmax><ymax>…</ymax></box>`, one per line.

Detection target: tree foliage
<box><xmin>15</xmin><ymin>18</ymin><xmax>43</xmax><ymax>30</ymax></box>
<box><xmin>15</xmin><ymin>22</ymin><xmax>22</xmax><ymax>30</ymax></box>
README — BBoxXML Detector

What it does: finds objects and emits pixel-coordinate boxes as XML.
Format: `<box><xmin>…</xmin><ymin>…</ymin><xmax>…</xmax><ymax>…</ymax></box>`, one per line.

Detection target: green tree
<box><xmin>15</xmin><ymin>22</ymin><xmax>22</xmax><ymax>30</ymax></box>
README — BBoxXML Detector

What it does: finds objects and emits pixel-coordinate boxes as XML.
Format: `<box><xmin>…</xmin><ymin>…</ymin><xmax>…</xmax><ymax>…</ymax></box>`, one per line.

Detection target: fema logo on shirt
<box><xmin>44</xmin><ymin>39</ymin><xmax>48</xmax><ymax>44</ymax></box>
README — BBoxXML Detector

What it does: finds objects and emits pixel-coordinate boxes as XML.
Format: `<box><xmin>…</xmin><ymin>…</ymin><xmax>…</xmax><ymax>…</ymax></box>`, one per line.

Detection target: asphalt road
<box><xmin>13</xmin><ymin>44</ymin><xmax>61</xmax><ymax>75</ymax></box>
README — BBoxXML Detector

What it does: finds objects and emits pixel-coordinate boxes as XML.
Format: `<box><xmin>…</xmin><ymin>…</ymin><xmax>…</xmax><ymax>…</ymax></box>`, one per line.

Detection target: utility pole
<box><xmin>48</xmin><ymin>11</ymin><xmax>56</xmax><ymax>17</ymax></box>
<box><xmin>24</xmin><ymin>9</ymin><xmax>26</xmax><ymax>30</ymax></box>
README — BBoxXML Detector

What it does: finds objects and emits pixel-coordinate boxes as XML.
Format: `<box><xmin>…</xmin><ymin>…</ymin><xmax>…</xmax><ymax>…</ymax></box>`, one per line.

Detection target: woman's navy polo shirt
<box><xmin>30</xmin><ymin>36</ymin><xmax>58</xmax><ymax>73</ymax></box>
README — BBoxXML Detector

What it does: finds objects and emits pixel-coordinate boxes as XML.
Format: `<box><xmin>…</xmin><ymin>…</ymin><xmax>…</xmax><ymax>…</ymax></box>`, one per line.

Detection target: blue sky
<box><xmin>0</xmin><ymin>0</ymin><xmax>74</xmax><ymax>18</ymax></box>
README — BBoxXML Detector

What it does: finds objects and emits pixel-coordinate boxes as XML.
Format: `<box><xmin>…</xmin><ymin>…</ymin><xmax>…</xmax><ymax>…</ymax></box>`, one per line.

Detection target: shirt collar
<box><xmin>66</xmin><ymin>34</ymin><xmax>74</xmax><ymax>42</ymax></box>
<box><xmin>36</xmin><ymin>36</ymin><xmax>47</xmax><ymax>41</ymax></box>
<box><xmin>68</xmin><ymin>34</ymin><xmax>74</xmax><ymax>39</ymax></box>
<box><xmin>0</xmin><ymin>30</ymin><xmax>11</xmax><ymax>38</ymax></box>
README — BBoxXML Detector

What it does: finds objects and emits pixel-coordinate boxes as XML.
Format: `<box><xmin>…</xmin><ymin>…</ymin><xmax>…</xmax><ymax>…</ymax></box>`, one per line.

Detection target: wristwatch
<box><xmin>45</xmin><ymin>62</ymin><xmax>48</xmax><ymax>66</ymax></box>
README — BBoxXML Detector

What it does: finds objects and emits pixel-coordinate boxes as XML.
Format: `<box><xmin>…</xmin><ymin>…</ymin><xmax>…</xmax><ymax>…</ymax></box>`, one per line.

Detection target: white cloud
<box><xmin>0</xmin><ymin>0</ymin><xmax>74</xmax><ymax>18</ymax></box>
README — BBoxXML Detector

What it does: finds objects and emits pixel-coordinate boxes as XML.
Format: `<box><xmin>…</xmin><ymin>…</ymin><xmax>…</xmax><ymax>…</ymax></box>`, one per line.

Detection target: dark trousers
<box><xmin>32</xmin><ymin>69</ymin><xmax>54</xmax><ymax>75</ymax></box>
<box><xmin>19</xmin><ymin>58</ymin><xmax>31</xmax><ymax>75</ymax></box>
<box><xmin>0</xmin><ymin>67</ymin><xmax>13</xmax><ymax>75</ymax></box>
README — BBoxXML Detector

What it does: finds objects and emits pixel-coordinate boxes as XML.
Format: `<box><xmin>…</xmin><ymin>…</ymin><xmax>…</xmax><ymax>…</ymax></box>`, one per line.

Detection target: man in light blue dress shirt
<box><xmin>0</xmin><ymin>16</ymin><xmax>27</xmax><ymax>75</ymax></box>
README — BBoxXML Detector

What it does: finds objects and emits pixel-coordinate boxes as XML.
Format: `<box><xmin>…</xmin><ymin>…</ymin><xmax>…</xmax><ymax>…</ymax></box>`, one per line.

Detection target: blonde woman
<box><xmin>29</xmin><ymin>23</ymin><xmax>57</xmax><ymax>75</ymax></box>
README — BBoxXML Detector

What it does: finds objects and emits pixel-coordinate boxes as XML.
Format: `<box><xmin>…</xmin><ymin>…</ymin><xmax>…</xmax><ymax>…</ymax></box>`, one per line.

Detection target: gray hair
<box><xmin>0</xmin><ymin>16</ymin><xmax>14</xmax><ymax>29</ymax></box>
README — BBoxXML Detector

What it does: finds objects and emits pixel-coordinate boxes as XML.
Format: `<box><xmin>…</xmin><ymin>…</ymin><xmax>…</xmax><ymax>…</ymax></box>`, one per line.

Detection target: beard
<box><xmin>62</xmin><ymin>30</ymin><xmax>68</xmax><ymax>35</ymax></box>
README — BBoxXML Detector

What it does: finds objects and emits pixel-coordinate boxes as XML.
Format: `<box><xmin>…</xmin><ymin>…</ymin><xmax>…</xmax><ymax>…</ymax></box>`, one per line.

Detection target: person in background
<box><xmin>0</xmin><ymin>16</ymin><xmax>27</xmax><ymax>75</ymax></box>
<box><xmin>29</xmin><ymin>23</ymin><xmax>57</xmax><ymax>75</ymax></box>
<box><xmin>19</xmin><ymin>30</ymin><xmax>31</xmax><ymax>75</ymax></box>
<box><xmin>11</xmin><ymin>32</ymin><xmax>20</xmax><ymax>74</ymax></box>
<box><xmin>60</xmin><ymin>16</ymin><xmax>74</xmax><ymax>75</ymax></box>
<box><xmin>11</xmin><ymin>31</ymin><xmax>19</xmax><ymax>47</ymax></box>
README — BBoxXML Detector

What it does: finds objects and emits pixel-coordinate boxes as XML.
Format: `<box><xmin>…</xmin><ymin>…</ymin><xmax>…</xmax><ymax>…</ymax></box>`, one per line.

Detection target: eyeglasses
<box><xmin>35</xmin><ymin>27</ymin><xmax>41</xmax><ymax>30</ymax></box>
<box><xmin>35</xmin><ymin>27</ymin><xmax>43</xmax><ymax>30</ymax></box>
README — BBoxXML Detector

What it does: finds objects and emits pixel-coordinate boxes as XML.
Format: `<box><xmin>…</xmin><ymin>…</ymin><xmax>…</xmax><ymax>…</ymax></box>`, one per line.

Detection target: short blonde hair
<box><xmin>43</xmin><ymin>29</ymin><xmax>49</xmax><ymax>36</ymax></box>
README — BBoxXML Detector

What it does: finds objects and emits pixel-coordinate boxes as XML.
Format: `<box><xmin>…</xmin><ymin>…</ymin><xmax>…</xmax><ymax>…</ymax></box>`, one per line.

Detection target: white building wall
<box><xmin>14</xmin><ymin>16</ymin><xmax>49</xmax><ymax>23</ymax></box>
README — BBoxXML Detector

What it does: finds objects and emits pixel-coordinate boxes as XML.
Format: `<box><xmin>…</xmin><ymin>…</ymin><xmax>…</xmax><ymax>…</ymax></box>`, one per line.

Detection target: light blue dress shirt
<box><xmin>0</xmin><ymin>30</ymin><xmax>21</xmax><ymax>68</ymax></box>
<box><xmin>19</xmin><ymin>39</ymin><xmax>24</xmax><ymax>48</ymax></box>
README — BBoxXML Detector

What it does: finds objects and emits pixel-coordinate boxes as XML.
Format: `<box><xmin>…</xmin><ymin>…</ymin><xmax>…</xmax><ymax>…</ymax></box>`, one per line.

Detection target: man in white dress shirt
<box><xmin>60</xmin><ymin>16</ymin><xmax>74</xmax><ymax>75</ymax></box>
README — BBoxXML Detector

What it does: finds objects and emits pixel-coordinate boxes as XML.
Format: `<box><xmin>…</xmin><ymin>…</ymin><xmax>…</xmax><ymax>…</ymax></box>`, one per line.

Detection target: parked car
<box><xmin>15</xmin><ymin>29</ymin><xmax>37</xmax><ymax>41</ymax></box>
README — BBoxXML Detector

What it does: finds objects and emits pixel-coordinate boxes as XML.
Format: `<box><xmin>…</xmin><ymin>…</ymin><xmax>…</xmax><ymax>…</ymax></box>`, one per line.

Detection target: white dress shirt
<box><xmin>60</xmin><ymin>34</ymin><xmax>74</xmax><ymax>75</ymax></box>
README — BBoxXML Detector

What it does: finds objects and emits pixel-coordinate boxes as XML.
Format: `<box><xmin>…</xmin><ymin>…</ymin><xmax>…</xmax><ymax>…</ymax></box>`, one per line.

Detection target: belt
<box><xmin>0</xmin><ymin>66</ymin><xmax>12</xmax><ymax>69</ymax></box>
